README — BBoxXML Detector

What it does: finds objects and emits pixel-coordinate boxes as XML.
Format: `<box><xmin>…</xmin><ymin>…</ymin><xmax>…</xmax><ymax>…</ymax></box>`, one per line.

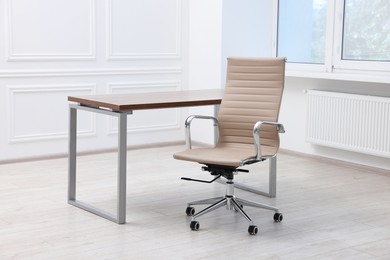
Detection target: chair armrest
<box><xmin>253</xmin><ymin>121</ymin><xmax>285</xmax><ymax>160</ymax></box>
<box><xmin>185</xmin><ymin>115</ymin><xmax>219</xmax><ymax>149</ymax></box>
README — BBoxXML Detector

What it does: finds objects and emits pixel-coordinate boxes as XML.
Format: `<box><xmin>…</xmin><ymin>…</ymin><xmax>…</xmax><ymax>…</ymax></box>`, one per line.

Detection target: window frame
<box><xmin>274</xmin><ymin>0</ymin><xmax>390</xmax><ymax>83</ymax></box>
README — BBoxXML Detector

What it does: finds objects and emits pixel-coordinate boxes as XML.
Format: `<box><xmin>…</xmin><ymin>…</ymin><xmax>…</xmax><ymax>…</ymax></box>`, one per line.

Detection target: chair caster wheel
<box><xmin>274</xmin><ymin>213</ymin><xmax>283</xmax><ymax>222</ymax></box>
<box><xmin>190</xmin><ymin>221</ymin><xmax>200</xmax><ymax>231</ymax></box>
<box><xmin>186</xmin><ymin>207</ymin><xmax>195</xmax><ymax>216</ymax></box>
<box><xmin>248</xmin><ymin>225</ymin><xmax>258</xmax><ymax>235</ymax></box>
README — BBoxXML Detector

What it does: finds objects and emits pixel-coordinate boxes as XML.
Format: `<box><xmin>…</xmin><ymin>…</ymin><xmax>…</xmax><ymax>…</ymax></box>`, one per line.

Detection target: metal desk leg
<box><xmin>213</xmin><ymin>104</ymin><xmax>220</xmax><ymax>144</ymax></box>
<box><xmin>268</xmin><ymin>156</ymin><xmax>277</xmax><ymax>198</ymax></box>
<box><xmin>67</xmin><ymin>104</ymin><xmax>129</xmax><ymax>224</ymax></box>
<box><xmin>68</xmin><ymin>106</ymin><xmax>77</xmax><ymax>201</ymax></box>
<box><xmin>117</xmin><ymin>113</ymin><xmax>127</xmax><ymax>224</ymax></box>
<box><xmin>227</xmin><ymin>156</ymin><xmax>277</xmax><ymax>198</ymax></box>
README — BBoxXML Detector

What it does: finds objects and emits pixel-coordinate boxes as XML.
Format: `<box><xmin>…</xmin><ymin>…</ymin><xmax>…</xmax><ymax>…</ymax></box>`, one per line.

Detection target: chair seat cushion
<box><xmin>173</xmin><ymin>143</ymin><xmax>276</xmax><ymax>167</ymax></box>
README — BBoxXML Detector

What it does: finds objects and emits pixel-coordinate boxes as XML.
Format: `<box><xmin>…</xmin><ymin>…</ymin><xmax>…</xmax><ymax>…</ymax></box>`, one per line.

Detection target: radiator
<box><xmin>306</xmin><ymin>90</ymin><xmax>390</xmax><ymax>158</ymax></box>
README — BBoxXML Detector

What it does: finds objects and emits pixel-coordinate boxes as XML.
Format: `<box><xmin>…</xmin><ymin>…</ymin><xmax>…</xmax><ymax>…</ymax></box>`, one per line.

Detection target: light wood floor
<box><xmin>1</xmin><ymin>145</ymin><xmax>390</xmax><ymax>259</ymax></box>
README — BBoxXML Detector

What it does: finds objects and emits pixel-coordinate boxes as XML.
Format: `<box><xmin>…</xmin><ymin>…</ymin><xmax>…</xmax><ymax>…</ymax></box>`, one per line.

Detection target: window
<box><xmin>342</xmin><ymin>0</ymin><xmax>390</xmax><ymax>62</ymax></box>
<box><xmin>276</xmin><ymin>0</ymin><xmax>390</xmax><ymax>78</ymax></box>
<box><xmin>277</xmin><ymin>0</ymin><xmax>327</xmax><ymax>64</ymax></box>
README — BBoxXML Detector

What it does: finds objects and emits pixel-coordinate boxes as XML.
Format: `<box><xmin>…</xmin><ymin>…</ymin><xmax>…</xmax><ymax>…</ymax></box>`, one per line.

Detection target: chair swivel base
<box><xmin>185</xmin><ymin>181</ymin><xmax>283</xmax><ymax>235</ymax></box>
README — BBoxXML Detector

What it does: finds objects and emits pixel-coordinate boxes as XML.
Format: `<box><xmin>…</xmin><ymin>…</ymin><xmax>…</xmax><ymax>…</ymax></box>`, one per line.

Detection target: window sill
<box><xmin>286</xmin><ymin>69</ymin><xmax>390</xmax><ymax>84</ymax></box>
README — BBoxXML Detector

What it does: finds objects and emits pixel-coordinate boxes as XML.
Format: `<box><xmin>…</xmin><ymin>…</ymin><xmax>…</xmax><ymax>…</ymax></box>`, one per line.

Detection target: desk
<box><xmin>68</xmin><ymin>89</ymin><xmax>277</xmax><ymax>224</ymax></box>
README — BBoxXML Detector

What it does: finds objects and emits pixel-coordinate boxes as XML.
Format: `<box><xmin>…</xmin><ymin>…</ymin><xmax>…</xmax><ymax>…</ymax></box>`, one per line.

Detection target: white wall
<box><xmin>221</xmin><ymin>0</ymin><xmax>275</xmax><ymax>79</ymax></box>
<box><xmin>0</xmin><ymin>0</ymin><xmax>190</xmax><ymax>162</ymax></box>
<box><xmin>187</xmin><ymin>0</ymin><xmax>223</xmax><ymax>144</ymax></box>
<box><xmin>189</xmin><ymin>0</ymin><xmax>222</xmax><ymax>91</ymax></box>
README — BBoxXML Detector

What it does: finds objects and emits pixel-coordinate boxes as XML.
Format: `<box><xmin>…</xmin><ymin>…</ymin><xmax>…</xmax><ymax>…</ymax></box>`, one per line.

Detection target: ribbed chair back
<box><xmin>217</xmin><ymin>57</ymin><xmax>286</xmax><ymax>157</ymax></box>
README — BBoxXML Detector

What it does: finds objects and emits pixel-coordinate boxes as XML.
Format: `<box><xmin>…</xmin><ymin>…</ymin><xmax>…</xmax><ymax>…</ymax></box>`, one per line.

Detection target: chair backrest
<box><xmin>217</xmin><ymin>57</ymin><xmax>286</xmax><ymax>156</ymax></box>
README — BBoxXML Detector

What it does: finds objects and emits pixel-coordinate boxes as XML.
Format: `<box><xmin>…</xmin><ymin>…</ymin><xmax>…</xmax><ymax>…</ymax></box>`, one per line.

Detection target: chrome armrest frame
<box><xmin>185</xmin><ymin>115</ymin><xmax>219</xmax><ymax>149</ymax></box>
<box><xmin>253</xmin><ymin>121</ymin><xmax>285</xmax><ymax>160</ymax></box>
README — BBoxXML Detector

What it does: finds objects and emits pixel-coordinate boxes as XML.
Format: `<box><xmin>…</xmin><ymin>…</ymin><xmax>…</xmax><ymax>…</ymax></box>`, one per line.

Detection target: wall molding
<box><xmin>0</xmin><ymin>141</ymin><xmax>184</xmax><ymax>165</ymax></box>
<box><xmin>106</xmin><ymin>0</ymin><xmax>181</xmax><ymax>60</ymax></box>
<box><xmin>7</xmin><ymin>84</ymin><xmax>96</xmax><ymax>143</ymax></box>
<box><xmin>5</xmin><ymin>0</ymin><xmax>96</xmax><ymax>61</ymax></box>
<box><xmin>107</xmin><ymin>80</ymin><xmax>181</xmax><ymax>93</ymax></box>
<box><xmin>0</xmin><ymin>67</ymin><xmax>182</xmax><ymax>78</ymax></box>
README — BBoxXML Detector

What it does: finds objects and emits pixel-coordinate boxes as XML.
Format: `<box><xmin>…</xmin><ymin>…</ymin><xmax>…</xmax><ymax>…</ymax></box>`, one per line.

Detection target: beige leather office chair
<box><xmin>174</xmin><ymin>57</ymin><xmax>286</xmax><ymax>235</ymax></box>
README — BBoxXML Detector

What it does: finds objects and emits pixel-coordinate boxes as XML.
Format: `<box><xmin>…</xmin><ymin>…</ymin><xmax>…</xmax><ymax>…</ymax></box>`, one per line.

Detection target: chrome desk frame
<box><xmin>68</xmin><ymin>103</ymin><xmax>131</xmax><ymax>224</ymax></box>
